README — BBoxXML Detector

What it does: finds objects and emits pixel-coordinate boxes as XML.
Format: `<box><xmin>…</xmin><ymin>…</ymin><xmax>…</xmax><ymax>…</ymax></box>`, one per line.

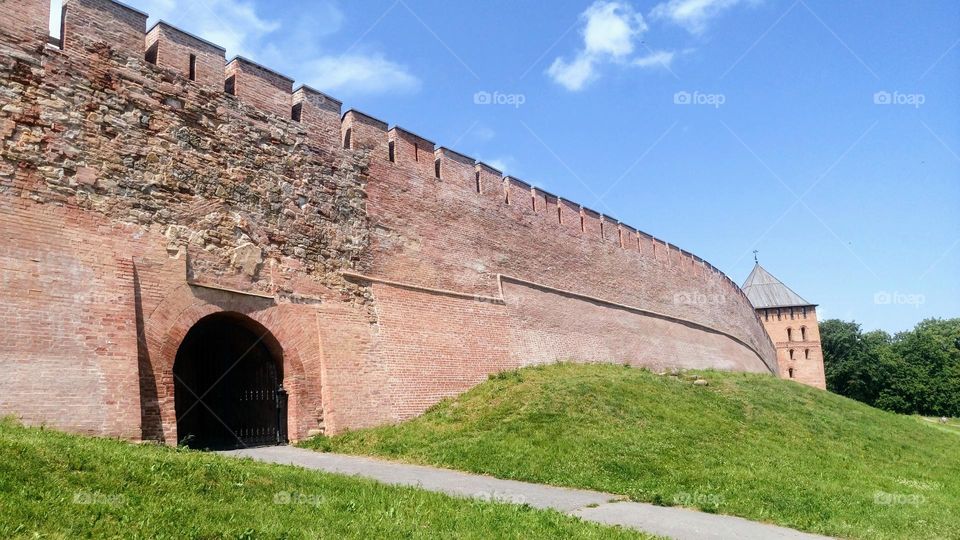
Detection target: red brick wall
<box><xmin>365</xmin><ymin>283</ymin><xmax>514</xmax><ymax>422</ymax></box>
<box><xmin>63</xmin><ymin>0</ymin><xmax>147</xmax><ymax>59</ymax></box>
<box><xmin>0</xmin><ymin>3</ymin><xmax>777</xmax><ymax>441</ymax></box>
<box><xmin>363</xmin><ymin>277</ymin><xmax>769</xmax><ymax>423</ymax></box>
<box><xmin>0</xmin><ymin>199</ymin><xmax>141</xmax><ymax>437</ymax></box>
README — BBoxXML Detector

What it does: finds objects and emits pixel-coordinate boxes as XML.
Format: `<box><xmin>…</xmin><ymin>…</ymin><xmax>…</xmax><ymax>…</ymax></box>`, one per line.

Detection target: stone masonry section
<box><xmin>0</xmin><ymin>0</ymin><xmax>778</xmax><ymax>442</ymax></box>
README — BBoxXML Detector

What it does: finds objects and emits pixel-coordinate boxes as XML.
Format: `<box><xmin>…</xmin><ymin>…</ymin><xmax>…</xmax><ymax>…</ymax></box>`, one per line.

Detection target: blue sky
<box><xmin>50</xmin><ymin>0</ymin><xmax>959</xmax><ymax>333</ymax></box>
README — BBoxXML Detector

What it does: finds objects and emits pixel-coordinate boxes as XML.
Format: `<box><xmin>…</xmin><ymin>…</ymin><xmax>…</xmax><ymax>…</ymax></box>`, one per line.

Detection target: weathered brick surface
<box><xmin>0</xmin><ymin>0</ymin><xmax>50</xmax><ymax>45</ymax></box>
<box><xmin>0</xmin><ymin>4</ymin><xmax>777</xmax><ymax>441</ymax></box>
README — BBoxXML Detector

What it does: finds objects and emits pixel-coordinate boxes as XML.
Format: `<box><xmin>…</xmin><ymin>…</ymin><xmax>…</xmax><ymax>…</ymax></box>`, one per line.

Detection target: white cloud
<box><xmin>632</xmin><ymin>50</ymin><xmax>675</xmax><ymax>68</ymax></box>
<box><xmin>582</xmin><ymin>1</ymin><xmax>647</xmax><ymax>57</ymax></box>
<box><xmin>650</xmin><ymin>0</ymin><xmax>757</xmax><ymax>34</ymax></box>
<box><xmin>547</xmin><ymin>54</ymin><xmax>597</xmax><ymax>92</ymax></box>
<box><xmin>547</xmin><ymin>1</ymin><xmax>663</xmax><ymax>91</ymax></box>
<box><xmin>301</xmin><ymin>54</ymin><xmax>420</xmax><ymax>95</ymax></box>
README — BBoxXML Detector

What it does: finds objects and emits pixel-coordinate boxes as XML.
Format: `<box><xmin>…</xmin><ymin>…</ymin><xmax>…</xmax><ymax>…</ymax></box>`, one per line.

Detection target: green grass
<box><xmin>0</xmin><ymin>419</ymin><xmax>652</xmax><ymax>539</ymax></box>
<box><xmin>918</xmin><ymin>416</ymin><xmax>960</xmax><ymax>436</ymax></box>
<box><xmin>301</xmin><ymin>363</ymin><xmax>960</xmax><ymax>540</ymax></box>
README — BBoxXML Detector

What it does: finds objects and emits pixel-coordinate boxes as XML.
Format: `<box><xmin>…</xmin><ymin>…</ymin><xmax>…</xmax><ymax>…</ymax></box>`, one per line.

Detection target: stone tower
<box><xmin>742</xmin><ymin>264</ymin><xmax>826</xmax><ymax>389</ymax></box>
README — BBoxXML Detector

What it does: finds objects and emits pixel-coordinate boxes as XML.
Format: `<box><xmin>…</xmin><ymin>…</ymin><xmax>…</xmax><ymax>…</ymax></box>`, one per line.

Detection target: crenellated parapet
<box><xmin>435</xmin><ymin>147</ymin><xmax>475</xmax><ymax>187</ymax></box>
<box><xmin>145</xmin><ymin>21</ymin><xmax>225</xmax><ymax>89</ymax></box>
<box><xmin>292</xmin><ymin>86</ymin><xmax>342</xmax><ymax>149</ymax></box>
<box><xmin>341</xmin><ymin>109</ymin><xmax>388</xmax><ymax>152</ymax></box>
<box><xmin>224</xmin><ymin>56</ymin><xmax>293</xmax><ymax>119</ymax></box>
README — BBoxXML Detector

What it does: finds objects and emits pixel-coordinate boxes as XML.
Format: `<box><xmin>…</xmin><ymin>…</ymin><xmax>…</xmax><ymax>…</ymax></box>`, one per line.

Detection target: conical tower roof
<box><xmin>741</xmin><ymin>264</ymin><xmax>813</xmax><ymax>308</ymax></box>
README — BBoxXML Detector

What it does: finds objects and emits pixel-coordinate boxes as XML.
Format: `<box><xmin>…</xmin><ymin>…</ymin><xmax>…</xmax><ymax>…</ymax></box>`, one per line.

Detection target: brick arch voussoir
<box><xmin>147</xmin><ymin>284</ymin><xmax>309</xmax><ymax>444</ymax></box>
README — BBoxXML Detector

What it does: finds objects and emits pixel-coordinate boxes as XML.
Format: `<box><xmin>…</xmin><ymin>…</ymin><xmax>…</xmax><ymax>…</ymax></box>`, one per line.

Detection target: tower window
<box><xmin>801</xmin><ymin>326</ymin><xmax>807</xmax><ymax>341</ymax></box>
<box><xmin>189</xmin><ymin>54</ymin><xmax>197</xmax><ymax>81</ymax></box>
<box><xmin>789</xmin><ymin>349</ymin><xmax>795</xmax><ymax>360</ymax></box>
<box><xmin>804</xmin><ymin>349</ymin><xmax>810</xmax><ymax>360</ymax></box>
<box><xmin>788</xmin><ymin>368</ymin><xmax>795</xmax><ymax>378</ymax></box>
<box><xmin>787</xmin><ymin>327</ymin><xmax>793</xmax><ymax>341</ymax></box>
<box><xmin>475</xmin><ymin>171</ymin><xmax>481</xmax><ymax>193</ymax></box>
<box><xmin>343</xmin><ymin>128</ymin><xmax>352</xmax><ymax>149</ymax></box>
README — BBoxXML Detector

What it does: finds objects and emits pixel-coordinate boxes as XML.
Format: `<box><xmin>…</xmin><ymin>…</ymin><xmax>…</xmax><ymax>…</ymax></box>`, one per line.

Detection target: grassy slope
<box><xmin>303</xmin><ymin>363</ymin><xmax>960</xmax><ymax>540</ymax></box>
<box><xmin>920</xmin><ymin>416</ymin><xmax>960</xmax><ymax>436</ymax></box>
<box><xmin>0</xmin><ymin>420</ymin><xmax>651</xmax><ymax>539</ymax></box>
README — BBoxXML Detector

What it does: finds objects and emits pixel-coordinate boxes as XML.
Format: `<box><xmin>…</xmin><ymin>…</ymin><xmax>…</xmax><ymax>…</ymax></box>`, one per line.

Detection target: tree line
<box><xmin>820</xmin><ymin>318</ymin><xmax>960</xmax><ymax>417</ymax></box>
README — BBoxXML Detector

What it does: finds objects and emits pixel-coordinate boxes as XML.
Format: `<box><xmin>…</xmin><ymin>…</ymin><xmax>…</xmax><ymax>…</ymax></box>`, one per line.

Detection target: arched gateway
<box><xmin>172</xmin><ymin>313</ymin><xmax>288</xmax><ymax>449</ymax></box>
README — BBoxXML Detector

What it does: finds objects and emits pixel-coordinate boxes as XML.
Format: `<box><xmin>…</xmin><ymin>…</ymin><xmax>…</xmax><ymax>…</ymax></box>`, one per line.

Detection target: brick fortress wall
<box><xmin>0</xmin><ymin>0</ymin><xmax>777</xmax><ymax>440</ymax></box>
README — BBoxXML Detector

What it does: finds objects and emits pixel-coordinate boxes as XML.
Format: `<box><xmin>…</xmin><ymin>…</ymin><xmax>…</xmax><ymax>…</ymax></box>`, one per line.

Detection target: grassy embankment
<box><xmin>303</xmin><ymin>363</ymin><xmax>959</xmax><ymax>540</ymax></box>
<box><xmin>0</xmin><ymin>418</ymin><xmax>651</xmax><ymax>539</ymax></box>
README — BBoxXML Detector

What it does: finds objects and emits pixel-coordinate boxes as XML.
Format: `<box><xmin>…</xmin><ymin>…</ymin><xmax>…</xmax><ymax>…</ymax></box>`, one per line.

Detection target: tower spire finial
<box><xmin>752</xmin><ymin>249</ymin><xmax>759</xmax><ymax>264</ymax></box>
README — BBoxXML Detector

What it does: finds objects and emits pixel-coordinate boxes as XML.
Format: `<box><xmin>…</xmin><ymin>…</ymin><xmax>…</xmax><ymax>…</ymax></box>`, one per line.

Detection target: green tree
<box><xmin>820</xmin><ymin>318</ymin><xmax>960</xmax><ymax>417</ymax></box>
